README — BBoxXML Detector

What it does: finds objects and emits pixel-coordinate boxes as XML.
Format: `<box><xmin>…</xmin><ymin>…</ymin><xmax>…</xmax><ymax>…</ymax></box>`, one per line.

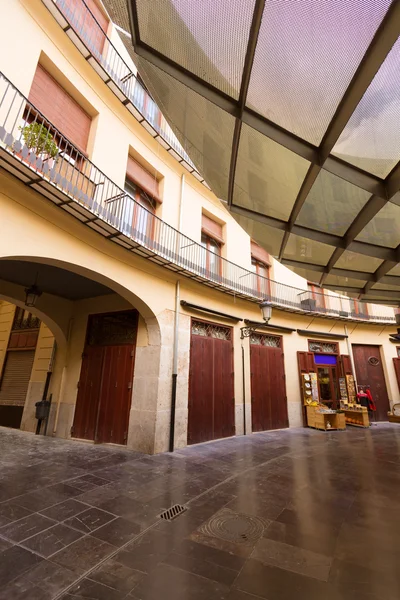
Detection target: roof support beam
<box><xmin>320</xmin><ymin>194</ymin><xmax>388</xmax><ymax>284</ymax></box>
<box><xmin>227</xmin><ymin>0</ymin><xmax>265</xmax><ymax>206</ymax></box>
<box><xmin>386</xmin><ymin>160</ymin><xmax>400</xmax><ymax>199</ymax></box>
<box><xmin>363</xmin><ymin>244</ymin><xmax>400</xmax><ymax>295</ymax></box>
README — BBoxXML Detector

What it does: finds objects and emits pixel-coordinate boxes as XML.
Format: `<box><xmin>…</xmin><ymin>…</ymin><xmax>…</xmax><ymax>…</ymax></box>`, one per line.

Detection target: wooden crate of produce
<box><xmin>344</xmin><ymin>408</ymin><xmax>369</xmax><ymax>428</ymax></box>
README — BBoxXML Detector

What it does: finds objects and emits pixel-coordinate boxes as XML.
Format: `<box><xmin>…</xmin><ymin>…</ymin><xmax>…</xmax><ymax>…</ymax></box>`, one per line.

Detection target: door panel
<box><xmin>393</xmin><ymin>358</ymin><xmax>400</xmax><ymax>393</ymax></box>
<box><xmin>96</xmin><ymin>345</ymin><xmax>134</xmax><ymax>445</ymax></box>
<box><xmin>251</xmin><ymin>341</ymin><xmax>288</xmax><ymax>432</ymax></box>
<box><xmin>213</xmin><ymin>338</ymin><xmax>235</xmax><ymax>440</ymax></box>
<box><xmin>188</xmin><ymin>335</ymin><xmax>214</xmax><ymax>444</ymax></box>
<box><xmin>188</xmin><ymin>321</ymin><xmax>234</xmax><ymax>445</ymax></box>
<box><xmin>72</xmin><ymin>345</ymin><xmax>104</xmax><ymax>440</ymax></box>
<box><xmin>352</xmin><ymin>345</ymin><xmax>390</xmax><ymax>422</ymax></box>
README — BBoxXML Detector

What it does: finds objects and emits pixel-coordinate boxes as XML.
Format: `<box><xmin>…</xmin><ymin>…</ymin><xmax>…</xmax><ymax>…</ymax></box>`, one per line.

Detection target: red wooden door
<box><xmin>393</xmin><ymin>358</ymin><xmax>400</xmax><ymax>392</ymax></box>
<box><xmin>352</xmin><ymin>345</ymin><xmax>390</xmax><ymax>422</ymax></box>
<box><xmin>72</xmin><ymin>311</ymin><xmax>137</xmax><ymax>444</ymax></box>
<box><xmin>96</xmin><ymin>345</ymin><xmax>135</xmax><ymax>445</ymax></box>
<box><xmin>250</xmin><ymin>335</ymin><xmax>288</xmax><ymax>432</ymax></box>
<box><xmin>213</xmin><ymin>337</ymin><xmax>235</xmax><ymax>440</ymax></box>
<box><xmin>188</xmin><ymin>320</ymin><xmax>234</xmax><ymax>445</ymax></box>
<box><xmin>72</xmin><ymin>345</ymin><xmax>104</xmax><ymax>441</ymax></box>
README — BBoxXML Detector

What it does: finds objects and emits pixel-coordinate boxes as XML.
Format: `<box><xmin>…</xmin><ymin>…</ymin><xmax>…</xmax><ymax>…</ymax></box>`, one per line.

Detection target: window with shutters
<box><xmin>0</xmin><ymin>350</ymin><xmax>35</xmax><ymax>407</ymax></box>
<box><xmin>12</xmin><ymin>308</ymin><xmax>40</xmax><ymax>331</ymax></box>
<box><xmin>123</xmin><ymin>179</ymin><xmax>157</xmax><ymax>240</ymax></box>
<box><xmin>349</xmin><ymin>299</ymin><xmax>368</xmax><ymax>317</ymax></box>
<box><xmin>56</xmin><ymin>0</ymin><xmax>109</xmax><ymax>58</ymax></box>
<box><xmin>27</xmin><ymin>64</ymin><xmax>92</xmax><ymax>156</ymax></box>
<box><xmin>201</xmin><ymin>214</ymin><xmax>223</xmax><ymax>277</ymax></box>
<box><xmin>307</xmin><ymin>282</ymin><xmax>326</xmax><ymax>309</ymax></box>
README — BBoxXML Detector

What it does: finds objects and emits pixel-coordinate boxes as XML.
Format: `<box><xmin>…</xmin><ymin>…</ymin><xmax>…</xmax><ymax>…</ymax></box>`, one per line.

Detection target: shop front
<box><xmin>297</xmin><ymin>338</ymin><xmax>372</xmax><ymax>431</ymax></box>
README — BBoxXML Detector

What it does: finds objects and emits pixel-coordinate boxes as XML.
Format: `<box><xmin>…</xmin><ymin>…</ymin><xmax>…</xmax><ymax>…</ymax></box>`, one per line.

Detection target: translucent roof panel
<box><xmin>387</xmin><ymin>265</ymin><xmax>400</xmax><ymax>276</ymax></box>
<box><xmin>324</xmin><ymin>274</ymin><xmax>367</xmax><ymax>288</ymax></box>
<box><xmin>233</xmin><ymin>125</ymin><xmax>310</xmax><ymax>221</ymax></box>
<box><xmin>355</xmin><ymin>202</ymin><xmax>400</xmax><ymax>248</ymax></box>
<box><xmin>296</xmin><ymin>171</ymin><xmax>372</xmax><ymax>235</ymax></box>
<box><xmin>371</xmin><ymin>282</ymin><xmax>400</xmax><ymax>291</ymax></box>
<box><xmin>247</xmin><ymin>0</ymin><xmax>392</xmax><ymax>145</ymax></box>
<box><xmin>283</xmin><ymin>235</ymin><xmax>335</xmax><ymax>267</ymax></box>
<box><xmin>334</xmin><ymin>250</ymin><xmax>383</xmax><ymax>273</ymax></box>
<box><xmin>333</xmin><ymin>38</ymin><xmax>400</xmax><ymax>178</ymax></box>
<box><xmin>105</xmin><ymin>0</ymin><xmax>400</xmax><ymax>304</ymax></box>
<box><xmin>232</xmin><ymin>214</ymin><xmax>284</xmax><ymax>257</ymax></box>
<box><xmin>135</xmin><ymin>57</ymin><xmax>235</xmax><ymax>199</ymax></box>
<box><xmin>135</xmin><ymin>0</ymin><xmax>256</xmax><ymax>98</ymax></box>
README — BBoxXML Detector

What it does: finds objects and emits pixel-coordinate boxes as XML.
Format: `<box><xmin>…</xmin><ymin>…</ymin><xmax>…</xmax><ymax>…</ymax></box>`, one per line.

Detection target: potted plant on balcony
<box><xmin>18</xmin><ymin>121</ymin><xmax>58</xmax><ymax>165</ymax></box>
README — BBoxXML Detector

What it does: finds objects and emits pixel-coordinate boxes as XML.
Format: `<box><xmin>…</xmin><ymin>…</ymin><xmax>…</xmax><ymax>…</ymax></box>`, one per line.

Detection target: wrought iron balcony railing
<box><xmin>42</xmin><ymin>0</ymin><xmax>202</xmax><ymax>179</ymax></box>
<box><xmin>0</xmin><ymin>72</ymin><xmax>395</xmax><ymax>324</ymax></box>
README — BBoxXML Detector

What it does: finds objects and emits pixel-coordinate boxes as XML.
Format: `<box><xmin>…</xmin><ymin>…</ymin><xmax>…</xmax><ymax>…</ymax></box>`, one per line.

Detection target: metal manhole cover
<box><xmin>199</xmin><ymin>509</ymin><xmax>265</xmax><ymax>544</ymax></box>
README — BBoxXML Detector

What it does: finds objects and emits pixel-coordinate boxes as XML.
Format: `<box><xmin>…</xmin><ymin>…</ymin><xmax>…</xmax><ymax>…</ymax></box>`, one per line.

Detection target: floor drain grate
<box><xmin>159</xmin><ymin>504</ymin><xmax>187</xmax><ymax>521</ymax></box>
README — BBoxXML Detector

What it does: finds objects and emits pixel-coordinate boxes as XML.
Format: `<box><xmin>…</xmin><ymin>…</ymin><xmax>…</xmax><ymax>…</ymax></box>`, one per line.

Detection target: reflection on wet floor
<box><xmin>0</xmin><ymin>424</ymin><xmax>399</xmax><ymax>599</ymax></box>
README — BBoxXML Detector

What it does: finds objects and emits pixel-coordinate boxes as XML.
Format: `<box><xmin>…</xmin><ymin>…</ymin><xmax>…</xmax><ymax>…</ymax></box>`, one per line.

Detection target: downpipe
<box><xmin>169</xmin><ymin>279</ymin><xmax>180</xmax><ymax>452</ymax></box>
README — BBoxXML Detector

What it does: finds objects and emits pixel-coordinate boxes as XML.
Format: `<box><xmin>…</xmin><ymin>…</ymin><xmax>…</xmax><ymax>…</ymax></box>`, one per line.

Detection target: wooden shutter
<box><xmin>28</xmin><ymin>65</ymin><xmax>91</xmax><ymax>152</ymax></box>
<box><xmin>393</xmin><ymin>358</ymin><xmax>400</xmax><ymax>392</ymax></box>
<box><xmin>126</xmin><ymin>156</ymin><xmax>161</xmax><ymax>203</ymax></box>
<box><xmin>339</xmin><ymin>354</ymin><xmax>353</xmax><ymax>377</ymax></box>
<box><xmin>297</xmin><ymin>351</ymin><xmax>315</xmax><ymax>427</ymax></box>
<box><xmin>201</xmin><ymin>214</ymin><xmax>224</xmax><ymax>243</ymax></box>
<box><xmin>297</xmin><ymin>351</ymin><xmax>315</xmax><ymax>373</ymax></box>
<box><xmin>0</xmin><ymin>350</ymin><xmax>35</xmax><ymax>407</ymax></box>
<box><xmin>56</xmin><ymin>0</ymin><xmax>109</xmax><ymax>56</ymax></box>
<box><xmin>251</xmin><ymin>241</ymin><xmax>271</xmax><ymax>265</ymax></box>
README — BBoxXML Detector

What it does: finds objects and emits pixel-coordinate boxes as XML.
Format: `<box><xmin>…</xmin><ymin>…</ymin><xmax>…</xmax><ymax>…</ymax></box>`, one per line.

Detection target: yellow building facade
<box><xmin>0</xmin><ymin>0</ymin><xmax>399</xmax><ymax>453</ymax></box>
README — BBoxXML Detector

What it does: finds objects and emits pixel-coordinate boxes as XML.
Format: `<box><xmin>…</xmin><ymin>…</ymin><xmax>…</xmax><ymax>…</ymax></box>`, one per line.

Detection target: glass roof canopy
<box><xmin>103</xmin><ymin>0</ymin><xmax>400</xmax><ymax>305</ymax></box>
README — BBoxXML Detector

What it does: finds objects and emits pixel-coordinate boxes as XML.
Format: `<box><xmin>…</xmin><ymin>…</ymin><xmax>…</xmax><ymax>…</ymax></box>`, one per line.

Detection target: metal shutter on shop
<box><xmin>0</xmin><ymin>351</ymin><xmax>35</xmax><ymax>407</ymax></box>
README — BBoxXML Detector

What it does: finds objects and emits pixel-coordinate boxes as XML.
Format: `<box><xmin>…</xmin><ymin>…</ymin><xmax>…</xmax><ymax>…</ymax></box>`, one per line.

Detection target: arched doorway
<box><xmin>0</xmin><ymin>257</ymin><xmax>162</xmax><ymax>448</ymax></box>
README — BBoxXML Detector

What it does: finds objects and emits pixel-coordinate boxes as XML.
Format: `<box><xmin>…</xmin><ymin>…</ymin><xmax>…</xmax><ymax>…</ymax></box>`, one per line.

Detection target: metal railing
<box><xmin>0</xmin><ymin>72</ymin><xmax>395</xmax><ymax>324</ymax></box>
<box><xmin>44</xmin><ymin>0</ymin><xmax>196</xmax><ymax>170</ymax></box>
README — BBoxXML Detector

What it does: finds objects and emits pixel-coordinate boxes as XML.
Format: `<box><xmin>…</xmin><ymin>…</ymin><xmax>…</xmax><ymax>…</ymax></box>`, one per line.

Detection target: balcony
<box><xmin>0</xmin><ymin>72</ymin><xmax>395</xmax><ymax>325</ymax></box>
<box><xmin>41</xmin><ymin>0</ymin><xmax>204</xmax><ymax>182</ymax></box>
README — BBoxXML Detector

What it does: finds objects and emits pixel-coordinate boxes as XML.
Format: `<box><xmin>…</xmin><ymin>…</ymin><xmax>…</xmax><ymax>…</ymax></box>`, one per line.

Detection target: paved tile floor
<box><xmin>0</xmin><ymin>424</ymin><xmax>400</xmax><ymax>599</ymax></box>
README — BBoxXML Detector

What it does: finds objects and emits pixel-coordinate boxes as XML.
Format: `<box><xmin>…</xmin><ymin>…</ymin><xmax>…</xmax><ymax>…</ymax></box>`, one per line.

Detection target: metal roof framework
<box><xmin>103</xmin><ymin>0</ymin><xmax>400</xmax><ymax>304</ymax></box>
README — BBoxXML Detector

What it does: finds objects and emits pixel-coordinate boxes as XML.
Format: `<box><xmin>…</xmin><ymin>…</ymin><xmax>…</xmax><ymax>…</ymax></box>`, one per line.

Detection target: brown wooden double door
<box><xmin>250</xmin><ymin>334</ymin><xmax>288</xmax><ymax>432</ymax></box>
<box><xmin>72</xmin><ymin>311</ymin><xmax>137</xmax><ymax>445</ymax></box>
<box><xmin>188</xmin><ymin>319</ymin><xmax>235</xmax><ymax>445</ymax></box>
<box><xmin>352</xmin><ymin>344</ymin><xmax>390</xmax><ymax>422</ymax></box>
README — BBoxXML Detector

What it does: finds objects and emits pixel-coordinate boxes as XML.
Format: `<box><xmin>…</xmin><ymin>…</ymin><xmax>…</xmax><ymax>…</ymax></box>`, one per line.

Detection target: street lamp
<box><xmin>24</xmin><ymin>284</ymin><xmax>42</xmax><ymax>308</ymax></box>
<box><xmin>240</xmin><ymin>301</ymin><xmax>273</xmax><ymax>338</ymax></box>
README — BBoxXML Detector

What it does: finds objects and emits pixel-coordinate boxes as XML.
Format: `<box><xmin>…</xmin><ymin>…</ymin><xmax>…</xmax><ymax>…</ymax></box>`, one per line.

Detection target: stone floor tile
<box><xmin>0</xmin><ymin>545</ymin><xmax>43</xmax><ymax>587</ymax></box>
<box><xmin>0</xmin><ymin>502</ymin><xmax>33</xmax><ymax>525</ymax></box>
<box><xmin>0</xmin><ymin>560</ymin><xmax>77</xmax><ymax>600</ymax></box>
<box><xmin>251</xmin><ymin>537</ymin><xmax>332</xmax><ymax>581</ymax></box>
<box><xmin>91</xmin><ymin>517</ymin><xmax>141</xmax><ymax>546</ymax></box>
<box><xmin>163</xmin><ymin>551</ymin><xmax>238</xmax><ymax>585</ymax></box>
<box><xmin>263</xmin><ymin>519</ymin><xmax>336</xmax><ymax>557</ymax></box>
<box><xmin>58</xmin><ymin>577</ymin><xmax>127</xmax><ymax>599</ymax></box>
<box><xmin>88</xmin><ymin>557</ymin><xmax>144</xmax><ymax>593</ymax></box>
<box><xmin>234</xmin><ymin>559</ymin><xmax>338</xmax><ymax>600</ymax></box>
<box><xmin>173</xmin><ymin>538</ymin><xmax>246</xmax><ymax>571</ymax></box>
<box><xmin>131</xmin><ymin>563</ymin><xmax>231</xmax><ymax>600</ymax></box>
<box><xmin>50</xmin><ymin>535</ymin><xmax>116</xmax><ymax>574</ymax></box>
<box><xmin>0</xmin><ymin>536</ymin><xmax>13</xmax><ymax>552</ymax></box>
<box><xmin>0</xmin><ymin>513</ymin><xmax>55</xmax><ymax>543</ymax></box>
<box><xmin>64</xmin><ymin>507</ymin><xmax>116</xmax><ymax>533</ymax></box>
<box><xmin>39</xmin><ymin>499</ymin><xmax>91</xmax><ymax>522</ymax></box>
<box><xmin>21</xmin><ymin>523</ymin><xmax>84</xmax><ymax>557</ymax></box>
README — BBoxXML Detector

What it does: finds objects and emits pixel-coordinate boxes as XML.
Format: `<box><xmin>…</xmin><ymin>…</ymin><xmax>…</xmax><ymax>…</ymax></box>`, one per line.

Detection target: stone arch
<box><xmin>0</xmin><ymin>256</ymin><xmax>164</xmax><ymax>451</ymax></box>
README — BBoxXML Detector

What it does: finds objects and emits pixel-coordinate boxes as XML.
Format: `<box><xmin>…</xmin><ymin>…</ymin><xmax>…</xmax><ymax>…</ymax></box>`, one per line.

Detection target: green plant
<box><xmin>19</xmin><ymin>122</ymin><xmax>58</xmax><ymax>159</ymax></box>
